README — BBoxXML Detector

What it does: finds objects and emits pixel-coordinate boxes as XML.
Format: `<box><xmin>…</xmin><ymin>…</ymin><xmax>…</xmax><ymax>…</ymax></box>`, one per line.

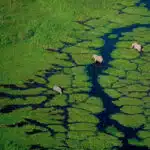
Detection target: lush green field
<box><xmin>0</xmin><ymin>0</ymin><xmax>120</xmax><ymax>84</ymax></box>
<box><xmin>0</xmin><ymin>0</ymin><xmax>150</xmax><ymax>150</ymax></box>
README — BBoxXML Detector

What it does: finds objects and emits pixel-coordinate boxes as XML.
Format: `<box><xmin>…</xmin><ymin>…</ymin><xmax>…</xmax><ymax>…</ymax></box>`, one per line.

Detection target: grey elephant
<box><xmin>53</xmin><ymin>85</ymin><xmax>63</xmax><ymax>94</ymax></box>
<box><xmin>92</xmin><ymin>54</ymin><xmax>103</xmax><ymax>64</ymax></box>
<box><xmin>131</xmin><ymin>42</ymin><xmax>144</xmax><ymax>52</ymax></box>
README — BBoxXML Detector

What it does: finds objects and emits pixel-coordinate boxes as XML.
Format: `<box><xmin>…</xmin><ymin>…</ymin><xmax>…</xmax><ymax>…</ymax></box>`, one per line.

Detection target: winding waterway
<box><xmin>87</xmin><ymin>23</ymin><xmax>150</xmax><ymax>150</ymax></box>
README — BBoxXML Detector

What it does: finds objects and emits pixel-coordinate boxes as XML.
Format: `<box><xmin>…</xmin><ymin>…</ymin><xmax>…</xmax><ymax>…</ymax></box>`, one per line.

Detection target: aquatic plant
<box><xmin>111</xmin><ymin>113</ymin><xmax>146</xmax><ymax>128</ymax></box>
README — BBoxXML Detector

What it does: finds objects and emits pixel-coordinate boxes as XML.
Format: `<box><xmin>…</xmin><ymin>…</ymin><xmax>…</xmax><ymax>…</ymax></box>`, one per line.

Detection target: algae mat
<box><xmin>0</xmin><ymin>1</ymin><xmax>150</xmax><ymax>150</ymax></box>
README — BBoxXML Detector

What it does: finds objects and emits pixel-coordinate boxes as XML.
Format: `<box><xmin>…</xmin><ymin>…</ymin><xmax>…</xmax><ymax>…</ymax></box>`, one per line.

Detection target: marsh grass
<box><xmin>1</xmin><ymin>0</ymin><xmax>150</xmax><ymax>149</ymax></box>
<box><xmin>0</xmin><ymin>0</ymin><xmax>122</xmax><ymax>84</ymax></box>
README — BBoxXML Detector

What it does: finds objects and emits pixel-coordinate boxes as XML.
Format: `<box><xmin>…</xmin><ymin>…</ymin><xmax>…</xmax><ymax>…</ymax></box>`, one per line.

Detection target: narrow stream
<box><xmin>87</xmin><ymin>23</ymin><xmax>150</xmax><ymax>150</ymax></box>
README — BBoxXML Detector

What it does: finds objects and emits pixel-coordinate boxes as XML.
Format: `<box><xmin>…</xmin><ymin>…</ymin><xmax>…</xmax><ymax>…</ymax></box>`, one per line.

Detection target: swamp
<box><xmin>0</xmin><ymin>0</ymin><xmax>150</xmax><ymax>150</ymax></box>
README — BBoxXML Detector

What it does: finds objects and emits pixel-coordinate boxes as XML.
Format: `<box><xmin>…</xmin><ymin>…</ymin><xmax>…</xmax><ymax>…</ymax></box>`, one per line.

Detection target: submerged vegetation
<box><xmin>0</xmin><ymin>0</ymin><xmax>150</xmax><ymax>149</ymax></box>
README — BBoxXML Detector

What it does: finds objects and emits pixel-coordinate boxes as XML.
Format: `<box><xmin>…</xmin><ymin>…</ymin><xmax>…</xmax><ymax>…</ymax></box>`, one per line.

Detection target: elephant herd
<box><xmin>93</xmin><ymin>42</ymin><xmax>144</xmax><ymax>64</ymax></box>
<box><xmin>53</xmin><ymin>42</ymin><xmax>144</xmax><ymax>94</ymax></box>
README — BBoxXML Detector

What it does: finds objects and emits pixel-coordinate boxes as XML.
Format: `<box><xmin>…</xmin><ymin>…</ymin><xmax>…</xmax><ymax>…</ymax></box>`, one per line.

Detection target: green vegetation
<box><xmin>68</xmin><ymin>131</ymin><xmax>95</xmax><ymax>140</ymax></box>
<box><xmin>128</xmin><ymin>92</ymin><xmax>147</xmax><ymax>98</ymax></box>
<box><xmin>71</xmin><ymin>53</ymin><xmax>93</xmax><ymax>65</ymax></box>
<box><xmin>45</xmin><ymin>95</ymin><xmax>67</xmax><ymax>107</ymax></box>
<box><xmin>0</xmin><ymin>96</ymin><xmax>46</xmax><ymax>107</ymax></box>
<box><xmin>48</xmin><ymin>73</ymin><xmax>72</xmax><ymax>88</ymax></box>
<box><xmin>109</xmin><ymin>59</ymin><xmax>137</xmax><ymax>71</ymax></box>
<box><xmin>0</xmin><ymin>87</ymin><xmax>46</xmax><ymax>95</ymax></box>
<box><xmin>113</xmin><ymin>97</ymin><xmax>143</xmax><ymax>106</ymax></box>
<box><xmin>111</xmin><ymin>48</ymin><xmax>140</xmax><ymax>59</ymax></box>
<box><xmin>0</xmin><ymin>140</ymin><xmax>28</xmax><ymax>150</ymax></box>
<box><xmin>108</xmin><ymin>34</ymin><xmax>118</xmax><ymax>39</ymax></box>
<box><xmin>0</xmin><ymin>0</ymin><xmax>121</xmax><ymax>84</ymax></box>
<box><xmin>104</xmin><ymin>68</ymin><xmax>126</xmax><ymax>78</ymax></box>
<box><xmin>120</xmin><ymin>106</ymin><xmax>143</xmax><ymax>114</ymax></box>
<box><xmin>80</xmin><ymin>133</ymin><xmax>122</xmax><ymax>150</ymax></box>
<box><xmin>104</xmin><ymin>89</ymin><xmax>121</xmax><ymax>98</ymax></box>
<box><xmin>111</xmin><ymin>113</ymin><xmax>146</xmax><ymax>128</ymax></box>
<box><xmin>77</xmin><ymin>39</ymin><xmax>104</xmax><ymax>48</ymax></box>
<box><xmin>137</xmin><ymin>131</ymin><xmax>150</xmax><ymax>139</ymax></box>
<box><xmin>98</xmin><ymin>75</ymin><xmax>118</xmax><ymax>88</ymax></box>
<box><xmin>105</xmin><ymin>126</ymin><xmax>124</xmax><ymax>138</ymax></box>
<box><xmin>69</xmin><ymin>93</ymin><xmax>89</xmax><ymax>104</ymax></box>
<box><xmin>123</xmin><ymin>6</ymin><xmax>150</xmax><ymax>15</ymax></box>
<box><xmin>0</xmin><ymin>107</ymin><xmax>32</xmax><ymax>125</ymax></box>
<box><xmin>68</xmin><ymin>108</ymin><xmax>99</xmax><ymax>123</ymax></box>
<box><xmin>118</xmin><ymin>84</ymin><xmax>149</xmax><ymax>92</ymax></box>
<box><xmin>64</xmin><ymin>46</ymin><xmax>97</xmax><ymax>54</ymax></box>
<box><xmin>1</xmin><ymin>0</ymin><xmax>150</xmax><ymax>149</ymax></box>
<box><xmin>112</xmin><ymin>79</ymin><xmax>136</xmax><ymax>88</ymax></box>
<box><xmin>73</xmin><ymin>102</ymin><xmax>103</xmax><ymax>113</ymax></box>
<box><xmin>69</xmin><ymin>123</ymin><xmax>97</xmax><ymax>131</ymax></box>
<box><xmin>48</xmin><ymin>125</ymin><xmax>66</xmax><ymax>133</ymax></box>
<box><xmin>98</xmin><ymin>24</ymin><xmax>150</xmax><ymax>148</ymax></box>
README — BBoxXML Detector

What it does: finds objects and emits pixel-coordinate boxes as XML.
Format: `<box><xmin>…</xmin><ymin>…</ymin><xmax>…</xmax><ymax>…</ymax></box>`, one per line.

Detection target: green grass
<box><xmin>68</xmin><ymin>107</ymin><xmax>99</xmax><ymax>123</ymax></box>
<box><xmin>80</xmin><ymin>133</ymin><xmax>122</xmax><ymax>150</ymax></box>
<box><xmin>68</xmin><ymin>93</ymin><xmax>89</xmax><ymax>104</ymax></box>
<box><xmin>69</xmin><ymin>123</ymin><xmax>97</xmax><ymax>131</ymax></box>
<box><xmin>109</xmin><ymin>59</ymin><xmax>137</xmax><ymax>71</ymax></box>
<box><xmin>98</xmin><ymin>75</ymin><xmax>118</xmax><ymax>88</ymax></box>
<box><xmin>45</xmin><ymin>95</ymin><xmax>67</xmax><ymax>107</ymax></box>
<box><xmin>111</xmin><ymin>113</ymin><xmax>146</xmax><ymax>128</ymax></box>
<box><xmin>1</xmin><ymin>0</ymin><xmax>147</xmax><ymax>84</ymax></box>
<box><xmin>104</xmin><ymin>68</ymin><xmax>126</xmax><ymax>78</ymax></box>
<box><xmin>0</xmin><ymin>0</ymin><xmax>122</xmax><ymax>84</ymax></box>
<box><xmin>105</xmin><ymin>126</ymin><xmax>124</xmax><ymax>138</ymax></box>
<box><xmin>0</xmin><ymin>87</ymin><xmax>46</xmax><ymax>95</ymax></box>
<box><xmin>113</xmin><ymin>97</ymin><xmax>143</xmax><ymax>106</ymax></box>
<box><xmin>0</xmin><ymin>96</ymin><xmax>46</xmax><ymax>107</ymax></box>
<box><xmin>48</xmin><ymin>73</ymin><xmax>72</xmax><ymax>88</ymax></box>
<box><xmin>111</xmin><ymin>48</ymin><xmax>140</xmax><ymax>59</ymax></box>
<box><xmin>120</xmin><ymin>105</ymin><xmax>143</xmax><ymax>114</ymax></box>
<box><xmin>104</xmin><ymin>89</ymin><xmax>121</xmax><ymax>98</ymax></box>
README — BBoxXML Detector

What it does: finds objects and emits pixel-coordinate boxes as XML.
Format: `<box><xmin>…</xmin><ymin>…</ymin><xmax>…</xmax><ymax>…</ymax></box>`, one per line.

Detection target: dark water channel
<box><xmin>87</xmin><ymin>23</ymin><xmax>150</xmax><ymax>150</ymax></box>
<box><xmin>136</xmin><ymin>0</ymin><xmax>150</xmax><ymax>10</ymax></box>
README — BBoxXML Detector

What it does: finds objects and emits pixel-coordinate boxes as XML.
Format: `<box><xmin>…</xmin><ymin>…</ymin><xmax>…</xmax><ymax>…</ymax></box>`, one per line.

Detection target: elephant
<box><xmin>92</xmin><ymin>54</ymin><xmax>103</xmax><ymax>64</ymax></box>
<box><xmin>131</xmin><ymin>42</ymin><xmax>144</xmax><ymax>52</ymax></box>
<box><xmin>53</xmin><ymin>85</ymin><xmax>63</xmax><ymax>94</ymax></box>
